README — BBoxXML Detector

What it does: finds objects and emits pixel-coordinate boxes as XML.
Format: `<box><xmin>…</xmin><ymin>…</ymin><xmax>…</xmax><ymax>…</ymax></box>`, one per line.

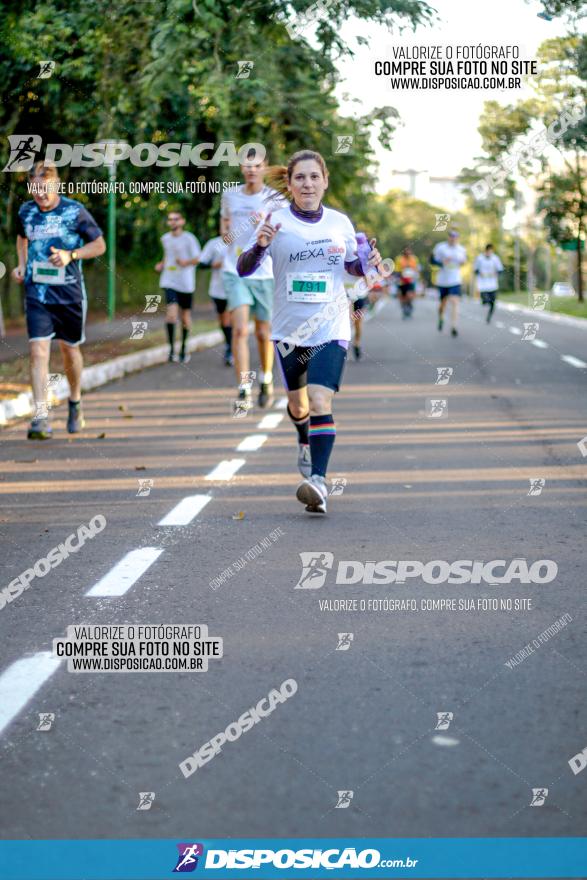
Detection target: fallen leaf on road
<box><xmin>135</xmin><ymin>466</ymin><xmax>146</xmax><ymax>471</ymax></box>
<box><xmin>122</xmin><ymin>413</ymin><xmax>134</xmax><ymax>419</ymax></box>
<box><xmin>232</xmin><ymin>511</ymin><xmax>245</xmax><ymax>520</ymax></box>
<box><xmin>97</xmin><ymin>432</ymin><xmax>106</xmax><ymax>439</ymax></box>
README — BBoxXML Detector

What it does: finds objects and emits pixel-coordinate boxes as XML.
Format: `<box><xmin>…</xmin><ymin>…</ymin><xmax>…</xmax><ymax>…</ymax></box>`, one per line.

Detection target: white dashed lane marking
<box><xmin>237</xmin><ymin>434</ymin><xmax>268</xmax><ymax>452</ymax></box>
<box><xmin>531</xmin><ymin>339</ymin><xmax>549</xmax><ymax>349</ymax></box>
<box><xmin>0</xmin><ymin>391</ymin><xmax>292</xmax><ymax>736</ymax></box>
<box><xmin>205</xmin><ymin>458</ymin><xmax>246</xmax><ymax>481</ymax></box>
<box><xmin>0</xmin><ymin>652</ymin><xmax>61</xmax><ymax>736</ymax></box>
<box><xmin>509</xmin><ymin>326</ymin><xmax>522</xmax><ymax>336</ymax></box>
<box><xmin>432</xmin><ymin>734</ymin><xmax>460</xmax><ymax>747</ymax></box>
<box><xmin>257</xmin><ymin>413</ymin><xmax>284</xmax><ymax>429</ymax></box>
<box><xmin>157</xmin><ymin>495</ymin><xmax>212</xmax><ymax>526</ymax></box>
<box><xmin>85</xmin><ymin>547</ymin><xmax>164</xmax><ymax>597</ymax></box>
<box><xmin>561</xmin><ymin>355</ymin><xmax>587</xmax><ymax>369</ymax></box>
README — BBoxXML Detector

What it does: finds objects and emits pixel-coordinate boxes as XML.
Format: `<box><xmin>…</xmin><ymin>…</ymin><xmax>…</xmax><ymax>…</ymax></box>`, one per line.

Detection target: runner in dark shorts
<box><xmin>13</xmin><ymin>161</ymin><xmax>105</xmax><ymax>439</ymax></box>
<box><xmin>395</xmin><ymin>247</ymin><xmax>420</xmax><ymax>319</ymax></box>
<box><xmin>237</xmin><ymin>149</ymin><xmax>384</xmax><ymax>515</ymax></box>
<box><xmin>431</xmin><ymin>230</ymin><xmax>467</xmax><ymax>336</ymax></box>
<box><xmin>200</xmin><ymin>233</ymin><xmax>233</xmax><ymax>365</ymax></box>
<box><xmin>155</xmin><ymin>210</ymin><xmax>201</xmax><ymax>363</ymax></box>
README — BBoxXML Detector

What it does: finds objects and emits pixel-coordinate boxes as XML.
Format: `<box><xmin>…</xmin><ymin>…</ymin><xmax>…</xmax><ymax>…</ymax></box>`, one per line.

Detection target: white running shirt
<box><xmin>248</xmin><ymin>205</ymin><xmax>357</xmax><ymax>347</ymax></box>
<box><xmin>221</xmin><ymin>184</ymin><xmax>282</xmax><ymax>280</ymax></box>
<box><xmin>433</xmin><ymin>241</ymin><xmax>467</xmax><ymax>287</ymax></box>
<box><xmin>200</xmin><ymin>236</ymin><xmax>226</xmax><ymax>300</ymax></box>
<box><xmin>159</xmin><ymin>231</ymin><xmax>201</xmax><ymax>293</ymax></box>
<box><xmin>474</xmin><ymin>252</ymin><xmax>504</xmax><ymax>292</ymax></box>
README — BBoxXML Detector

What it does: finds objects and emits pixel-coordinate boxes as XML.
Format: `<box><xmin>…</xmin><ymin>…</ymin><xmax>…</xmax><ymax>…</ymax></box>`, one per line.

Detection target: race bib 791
<box><xmin>286</xmin><ymin>272</ymin><xmax>334</xmax><ymax>303</ymax></box>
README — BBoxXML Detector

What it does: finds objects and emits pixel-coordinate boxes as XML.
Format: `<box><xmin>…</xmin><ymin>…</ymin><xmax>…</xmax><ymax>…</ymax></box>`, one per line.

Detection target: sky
<box><xmin>335</xmin><ymin>0</ymin><xmax>573</xmax><ymax>200</ymax></box>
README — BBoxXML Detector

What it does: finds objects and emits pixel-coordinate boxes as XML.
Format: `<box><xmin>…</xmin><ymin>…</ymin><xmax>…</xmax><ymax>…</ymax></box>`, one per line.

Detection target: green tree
<box><xmin>460</xmin><ymin>34</ymin><xmax>586</xmax><ymax>300</ymax></box>
<box><xmin>0</xmin><ymin>0</ymin><xmax>432</xmax><ymax>316</ymax></box>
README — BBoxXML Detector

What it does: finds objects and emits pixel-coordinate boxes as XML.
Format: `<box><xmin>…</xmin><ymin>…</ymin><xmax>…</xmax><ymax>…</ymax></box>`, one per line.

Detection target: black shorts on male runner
<box><xmin>481</xmin><ymin>290</ymin><xmax>497</xmax><ymax>305</ymax></box>
<box><xmin>353</xmin><ymin>297</ymin><xmax>369</xmax><ymax>312</ymax></box>
<box><xmin>26</xmin><ymin>297</ymin><xmax>85</xmax><ymax>345</ymax></box>
<box><xmin>164</xmin><ymin>288</ymin><xmax>193</xmax><ymax>310</ymax></box>
<box><xmin>212</xmin><ymin>297</ymin><xmax>228</xmax><ymax>315</ymax></box>
<box><xmin>274</xmin><ymin>339</ymin><xmax>348</xmax><ymax>393</ymax></box>
<box><xmin>399</xmin><ymin>282</ymin><xmax>416</xmax><ymax>295</ymax></box>
<box><xmin>439</xmin><ymin>285</ymin><xmax>462</xmax><ymax>299</ymax></box>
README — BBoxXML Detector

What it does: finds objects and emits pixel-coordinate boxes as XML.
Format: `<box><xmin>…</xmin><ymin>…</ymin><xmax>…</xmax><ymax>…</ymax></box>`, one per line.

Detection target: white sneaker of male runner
<box><xmin>296</xmin><ymin>474</ymin><xmax>328</xmax><ymax>514</ymax></box>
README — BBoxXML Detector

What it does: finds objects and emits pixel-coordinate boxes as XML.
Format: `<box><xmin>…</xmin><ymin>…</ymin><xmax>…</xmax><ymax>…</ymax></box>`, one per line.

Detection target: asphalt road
<box><xmin>0</xmin><ymin>294</ymin><xmax>586</xmax><ymax>844</ymax></box>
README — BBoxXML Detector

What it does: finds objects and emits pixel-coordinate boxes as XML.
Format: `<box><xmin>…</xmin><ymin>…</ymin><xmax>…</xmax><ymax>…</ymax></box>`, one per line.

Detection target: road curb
<box><xmin>0</xmin><ymin>327</ymin><xmax>223</xmax><ymax>427</ymax></box>
<box><xmin>498</xmin><ymin>301</ymin><xmax>587</xmax><ymax>330</ymax></box>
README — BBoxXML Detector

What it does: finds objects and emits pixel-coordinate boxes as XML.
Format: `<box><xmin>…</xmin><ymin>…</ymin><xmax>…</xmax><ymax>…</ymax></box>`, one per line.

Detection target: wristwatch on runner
<box><xmin>71</xmin><ymin>250</ymin><xmax>79</xmax><ymax>261</ymax></box>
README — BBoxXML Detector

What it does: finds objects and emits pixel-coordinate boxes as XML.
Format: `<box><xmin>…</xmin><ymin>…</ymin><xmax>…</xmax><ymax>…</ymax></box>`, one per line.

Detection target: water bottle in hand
<box><xmin>356</xmin><ymin>232</ymin><xmax>378</xmax><ymax>283</ymax></box>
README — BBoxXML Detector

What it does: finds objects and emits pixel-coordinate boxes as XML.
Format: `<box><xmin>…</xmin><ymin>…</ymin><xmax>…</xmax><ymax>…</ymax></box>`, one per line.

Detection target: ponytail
<box><xmin>264</xmin><ymin>165</ymin><xmax>290</xmax><ymax>200</ymax></box>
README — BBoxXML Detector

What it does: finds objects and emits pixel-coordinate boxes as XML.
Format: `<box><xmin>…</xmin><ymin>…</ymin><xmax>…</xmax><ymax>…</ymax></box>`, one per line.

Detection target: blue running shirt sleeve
<box><xmin>17</xmin><ymin>197</ymin><xmax>103</xmax><ymax>305</ymax></box>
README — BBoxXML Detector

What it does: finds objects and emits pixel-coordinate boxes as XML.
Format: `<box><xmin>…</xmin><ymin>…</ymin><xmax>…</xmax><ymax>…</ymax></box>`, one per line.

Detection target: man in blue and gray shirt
<box><xmin>12</xmin><ymin>161</ymin><xmax>106</xmax><ymax>439</ymax></box>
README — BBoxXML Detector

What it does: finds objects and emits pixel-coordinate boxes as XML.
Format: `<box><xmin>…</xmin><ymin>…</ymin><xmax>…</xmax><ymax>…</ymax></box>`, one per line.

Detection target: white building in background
<box><xmin>388</xmin><ymin>168</ymin><xmax>467</xmax><ymax>212</ymax></box>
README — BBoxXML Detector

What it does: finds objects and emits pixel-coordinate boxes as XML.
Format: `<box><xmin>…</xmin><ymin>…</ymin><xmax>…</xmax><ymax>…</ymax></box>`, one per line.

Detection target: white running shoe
<box><xmin>296</xmin><ymin>474</ymin><xmax>328</xmax><ymax>514</ymax></box>
<box><xmin>233</xmin><ymin>386</ymin><xmax>252</xmax><ymax>417</ymax></box>
<box><xmin>297</xmin><ymin>444</ymin><xmax>311</xmax><ymax>478</ymax></box>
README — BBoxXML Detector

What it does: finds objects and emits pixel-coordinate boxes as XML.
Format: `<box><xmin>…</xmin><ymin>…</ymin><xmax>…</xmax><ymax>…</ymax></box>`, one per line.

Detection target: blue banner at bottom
<box><xmin>0</xmin><ymin>838</ymin><xmax>585</xmax><ymax>879</ymax></box>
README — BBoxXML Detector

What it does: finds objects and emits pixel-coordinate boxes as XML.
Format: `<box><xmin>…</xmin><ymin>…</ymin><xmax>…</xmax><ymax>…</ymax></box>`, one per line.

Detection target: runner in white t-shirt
<box><xmin>237</xmin><ymin>150</ymin><xmax>384</xmax><ymax>514</ymax></box>
<box><xmin>199</xmin><ymin>233</ymin><xmax>233</xmax><ymax>365</ymax></box>
<box><xmin>221</xmin><ymin>158</ymin><xmax>283</xmax><ymax>411</ymax></box>
<box><xmin>431</xmin><ymin>229</ymin><xmax>467</xmax><ymax>337</ymax></box>
<box><xmin>155</xmin><ymin>209</ymin><xmax>201</xmax><ymax>363</ymax></box>
<box><xmin>474</xmin><ymin>244</ymin><xmax>504</xmax><ymax>323</ymax></box>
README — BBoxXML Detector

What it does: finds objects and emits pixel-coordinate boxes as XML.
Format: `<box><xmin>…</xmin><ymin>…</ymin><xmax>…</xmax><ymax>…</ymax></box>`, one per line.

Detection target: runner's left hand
<box><xmin>257</xmin><ymin>213</ymin><xmax>282</xmax><ymax>248</ymax></box>
<box><xmin>49</xmin><ymin>246</ymin><xmax>72</xmax><ymax>268</ymax></box>
<box><xmin>367</xmin><ymin>238</ymin><xmax>382</xmax><ymax>270</ymax></box>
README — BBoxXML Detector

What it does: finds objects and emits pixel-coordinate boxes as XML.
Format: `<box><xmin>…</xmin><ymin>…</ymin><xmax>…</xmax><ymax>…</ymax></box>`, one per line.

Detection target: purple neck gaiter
<box><xmin>290</xmin><ymin>202</ymin><xmax>323</xmax><ymax>223</ymax></box>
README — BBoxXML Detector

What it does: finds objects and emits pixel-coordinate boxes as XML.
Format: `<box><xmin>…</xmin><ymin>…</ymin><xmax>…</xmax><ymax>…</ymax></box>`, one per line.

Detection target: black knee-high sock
<box><xmin>287</xmin><ymin>405</ymin><xmax>309</xmax><ymax>445</ymax></box>
<box><xmin>181</xmin><ymin>326</ymin><xmax>189</xmax><ymax>356</ymax></box>
<box><xmin>309</xmin><ymin>414</ymin><xmax>335</xmax><ymax>478</ymax></box>
<box><xmin>222</xmin><ymin>325</ymin><xmax>232</xmax><ymax>347</ymax></box>
<box><xmin>166</xmin><ymin>322</ymin><xmax>175</xmax><ymax>352</ymax></box>
<box><xmin>488</xmin><ymin>299</ymin><xmax>495</xmax><ymax>321</ymax></box>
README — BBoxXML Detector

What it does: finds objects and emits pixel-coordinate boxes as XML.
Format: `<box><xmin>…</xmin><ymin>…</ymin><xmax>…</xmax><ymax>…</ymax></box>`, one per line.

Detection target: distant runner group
<box><xmin>12</xmin><ymin>154</ymin><xmax>506</xmax><ymax>514</ymax></box>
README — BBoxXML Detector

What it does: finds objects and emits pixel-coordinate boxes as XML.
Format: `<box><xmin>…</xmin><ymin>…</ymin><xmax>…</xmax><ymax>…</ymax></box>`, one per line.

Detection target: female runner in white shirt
<box><xmin>237</xmin><ymin>150</ymin><xmax>383</xmax><ymax>514</ymax></box>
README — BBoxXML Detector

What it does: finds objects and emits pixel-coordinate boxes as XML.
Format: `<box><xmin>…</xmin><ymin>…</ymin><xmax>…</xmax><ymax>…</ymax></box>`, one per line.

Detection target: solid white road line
<box><xmin>85</xmin><ymin>547</ymin><xmax>163</xmax><ymax>597</ymax></box>
<box><xmin>275</xmin><ymin>397</ymin><xmax>288</xmax><ymax>410</ymax></box>
<box><xmin>158</xmin><ymin>495</ymin><xmax>212</xmax><ymax>526</ymax></box>
<box><xmin>205</xmin><ymin>459</ymin><xmax>246</xmax><ymax>481</ymax></box>
<box><xmin>258</xmin><ymin>413</ymin><xmax>284</xmax><ymax>429</ymax></box>
<box><xmin>0</xmin><ymin>652</ymin><xmax>61</xmax><ymax>737</ymax></box>
<box><xmin>509</xmin><ymin>326</ymin><xmax>522</xmax><ymax>335</ymax></box>
<box><xmin>561</xmin><ymin>355</ymin><xmax>587</xmax><ymax>368</ymax></box>
<box><xmin>237</xmin><ymin>434</ymin><xmax>268</xmax><ymax>452</ymax></box>
<box><xmin>531</xmin><ymin>339</ymin><xmax>549</xmax><ymax>349</ymax></box>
